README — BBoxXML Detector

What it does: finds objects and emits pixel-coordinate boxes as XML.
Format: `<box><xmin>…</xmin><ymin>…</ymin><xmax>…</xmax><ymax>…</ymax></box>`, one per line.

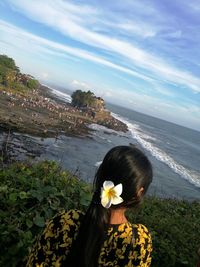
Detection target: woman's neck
<box><xmin>109</xmin><ymin>208</ymin><xmax>128</xmax><ymax>224</ymax></box>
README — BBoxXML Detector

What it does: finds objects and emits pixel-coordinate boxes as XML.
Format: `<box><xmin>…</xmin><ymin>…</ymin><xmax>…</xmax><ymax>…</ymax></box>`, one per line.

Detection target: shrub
<box><xmin>127</xmin><ymin>196</ymin><xmax>200</xmax><ymax>267</ymax></box>
<box><xmin>0</xmin><ymin>161</ymin><xmax>92</xmax><ymax>267</ymax></box>
<box><xmin>26</xmin><ymin>79</ymin><xmax>39</xmax><ymax>89</ymax></box>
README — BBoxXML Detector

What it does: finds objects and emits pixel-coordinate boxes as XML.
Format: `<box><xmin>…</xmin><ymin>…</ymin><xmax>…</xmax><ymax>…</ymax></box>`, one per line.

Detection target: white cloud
<box><xmin>6</xmin><ymin>0</ymin><xmax>200</xmax><ymax>93</ymax></box>
<box><xmin>162</xmin><ymin>30</ymin><xmax>182</xmax><ymax>39</ymax></box>
<box><xmin>104</xmin><ymin>91</ymin><xmax>112</xmax><ymax>97</ymax></box>
<box><xmin>92</xmin><ymin>18</ymin><xmax>158</xmax><ymax>38</ymax></box>
<box><xmin>71</xmin><ymin>80</ymin><xmax>91</xmax><ymax>90</ymax></box>
<box><xmin>40</xmin><ymin>72</ymin><xmax>49</xmax><ymax>79</ymax></box>
<box><xmin>117</xmin><ymin>21</ymin><xmax>157</xmax><ymax>38</ymax></box>
<box><xmin>186</xmin><ymin>0</ymin><xmax>200</xmax><ymax>12</ymax></box>
<box><xmin>0</xmin><ymin>19</ymin><xmax>153</xmax><ymax>82</ymax></box>
<box><xmin>153</xmin><ymin>85</ymin><xmax>175</xmax><ymax>97</ymax></box>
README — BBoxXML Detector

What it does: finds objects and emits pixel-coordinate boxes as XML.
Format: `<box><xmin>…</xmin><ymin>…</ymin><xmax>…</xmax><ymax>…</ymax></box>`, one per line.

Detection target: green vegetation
<box><xmin>0</xmin><ymin>54</ymin><xmax>19</xmax><ymax>72</ymax></box>
<box><xmin>71</xmin><ymin>89</ymin><xmax>104</xmax><ymax>109</ymax></box>
<box><xmin>0</xmin><ymin>161</ymin><xmax>199</xmax><ymax>267</ymax></box>
<box><xmin>26</xmin><ymin>78</ymin><xmax>39</xmax><ymax>89</ymax></box>
<box><xmin>71</xmin><ymin>90</ymin><xmax>95</xmax><ymax>107</ymax></box>
<box><xmin>0</xmin><ymin>161</ymin><xmax>92</xmax><ymax>267</ymax></box>
<box><xmin>0</xmin><ymin>54</ymin><xmax>39</xmax><ymax>91</ymax></box>
<box><xmin>127</xmin><ymin>198</ymin><xmax>200</xmax><ymax>267</ymax></box>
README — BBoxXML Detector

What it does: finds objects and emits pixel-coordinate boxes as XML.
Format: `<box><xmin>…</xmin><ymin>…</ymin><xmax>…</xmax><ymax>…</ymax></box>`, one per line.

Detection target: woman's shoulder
<box><xmin>25</xmin><ymin>210</ymin><xmax>85</xmax><ymax>266</ymax></box>
<box><xmin>49</xmin><ymin>209</ymin><xmax>84</xmax><ymax>226</ymax></box>
<box><xmin>132</xmin><ymin>223</ymin><xmax>150</xmax><ymax>234</ymax></box>
<box><xmin>101</xmin><ymin>222</ymin><xmax>152</xmax><ymax>266</ymax></box>
<box><xmin>132</xmin><ymin>223</ymin><xmax>151</xmax><ymax>240</ymax></box>
<box><xmin>54</xmin><ymin>209</ymin><xmax>84</xmax><ymax>219</ymax></box>
<box><xmin>111</xmin><ymin>222</ymin><xmax>151</xmax><ymax>246</ymax></box>
<box><xmin>113</xmin><ymin>222</ymin><xmax>150</xmax><ymax>233</ymax></box>
<box><xmin>43</xmin><ymin>209</ymin><xmax>84</xmax><ymax>234</ymax></box>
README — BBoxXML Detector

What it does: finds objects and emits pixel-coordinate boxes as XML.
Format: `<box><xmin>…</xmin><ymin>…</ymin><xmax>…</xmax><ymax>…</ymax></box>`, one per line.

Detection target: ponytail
<box><xmin>65</xmin><ymin>195</ymin><xmax>111</xmax><ymax>267</ymax></box>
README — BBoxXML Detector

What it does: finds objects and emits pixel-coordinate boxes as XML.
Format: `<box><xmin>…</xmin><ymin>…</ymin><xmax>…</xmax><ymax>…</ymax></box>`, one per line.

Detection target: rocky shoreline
<box><xmin>0</xmin><ymin>85</ymin><xmax>128</xmax><ymax>138</ymax></box>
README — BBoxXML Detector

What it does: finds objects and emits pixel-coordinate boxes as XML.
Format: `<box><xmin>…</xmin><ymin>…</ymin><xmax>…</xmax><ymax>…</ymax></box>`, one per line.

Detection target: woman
<box><xmin>26</xmin><ymin>145</ymin><xmax>153</xmax><ymax>267</ymax></box>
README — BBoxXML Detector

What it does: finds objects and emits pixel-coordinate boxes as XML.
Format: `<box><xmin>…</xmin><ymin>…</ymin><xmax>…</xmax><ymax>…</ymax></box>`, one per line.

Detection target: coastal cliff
<box><xmin>0</xmin><ymin>54</ymin><xmax>127</xmax><ymax>137</ymax></box>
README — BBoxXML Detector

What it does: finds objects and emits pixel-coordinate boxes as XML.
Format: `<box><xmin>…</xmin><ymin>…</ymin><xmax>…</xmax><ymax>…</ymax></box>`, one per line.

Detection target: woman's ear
<box><xmin>137</xmin><ymin>187</ymin><xmax>144</xmax><ymax>198</ymax></box>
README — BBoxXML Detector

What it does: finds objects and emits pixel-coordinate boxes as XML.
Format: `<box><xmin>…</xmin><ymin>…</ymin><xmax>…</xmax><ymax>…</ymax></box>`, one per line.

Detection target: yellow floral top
<box><xmin>26</xmin><ymin>209</ymin><xmax>152</xmax><ymax>267</ymax></box>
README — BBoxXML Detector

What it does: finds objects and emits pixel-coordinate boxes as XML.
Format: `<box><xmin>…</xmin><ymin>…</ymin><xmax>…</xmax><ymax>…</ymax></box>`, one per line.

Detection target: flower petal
<box><xmin>111</xmin><ymin>196</ymin><xmax>124</xmax><ymax>205</ymax></box>
<box><xmin>113</xmin><ymin>183</ymin><xmax>123</xmax><ymax>196</ymax></box>
<box><xmin>105</xmin><ymin>198</ymin><xmax>112</xmax><ymax>209</ymax></box>
<box><xmin>103</xmin><ymin>180</ymin><xmax>114</xmax><ymax>190</ymax></box>
<box><xmin>101</xmin><ymin>187</ymin><xmax>106</xmax><ymax>199</ymax></box>
<box><xmin>101</xmin><ymin>195</ymin><xmax>112</xmax><ymax>208</ymax></box>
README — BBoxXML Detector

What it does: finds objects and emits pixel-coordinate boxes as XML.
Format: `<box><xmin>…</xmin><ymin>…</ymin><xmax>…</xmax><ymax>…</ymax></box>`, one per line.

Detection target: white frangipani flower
<box><xmin>100</xmin><ymin>181</ymin><xmax>123</xmax><ymax>209</ymax></box>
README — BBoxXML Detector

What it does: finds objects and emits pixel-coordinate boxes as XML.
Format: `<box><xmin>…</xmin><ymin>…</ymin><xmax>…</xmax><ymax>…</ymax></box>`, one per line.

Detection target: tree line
<box><xmin>0</xmin><ymin>54</ymin><xmax>39</xmax><ymax>90</ymax></box>
<box><xmin>71</xmin><ymin>89</ymin><xmax>104</xmax><ymax>109</ymax></box>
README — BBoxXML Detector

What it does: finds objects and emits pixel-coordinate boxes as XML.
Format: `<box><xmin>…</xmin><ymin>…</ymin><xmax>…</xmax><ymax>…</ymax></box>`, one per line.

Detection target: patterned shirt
<box><xmin>26</xmin><ymin>209</ymin><xmax>152</xmax><ymax>266</ymax></box>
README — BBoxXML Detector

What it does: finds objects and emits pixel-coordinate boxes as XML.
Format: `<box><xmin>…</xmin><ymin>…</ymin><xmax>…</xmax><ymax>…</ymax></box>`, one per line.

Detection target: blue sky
<box><xmin>0</xmin><ymin>0</ymin><xmax>200</xmax><ymax>131</ymax></box>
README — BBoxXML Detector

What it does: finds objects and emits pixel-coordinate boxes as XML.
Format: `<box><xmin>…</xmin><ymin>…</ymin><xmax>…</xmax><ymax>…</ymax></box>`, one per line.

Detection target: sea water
<box><xmin>38</xmin><ymin>88</ymin><xmax>200</xmax><ymax>201</ymax></box>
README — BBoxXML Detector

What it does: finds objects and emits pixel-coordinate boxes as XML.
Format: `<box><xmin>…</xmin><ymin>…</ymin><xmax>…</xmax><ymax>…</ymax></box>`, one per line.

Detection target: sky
<box><xmin>0</xmin><ymin>0</ymin><xmax>200</xmax><ymax>131</ymax></box>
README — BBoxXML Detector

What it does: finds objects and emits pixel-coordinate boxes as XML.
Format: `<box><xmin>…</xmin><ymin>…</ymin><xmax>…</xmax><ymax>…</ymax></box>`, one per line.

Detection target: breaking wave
<box><xmin>88</xmin><ymin>123</ymin><xmax>126</xmax><ymax>137</ymax></box>
<box><xmin>112</xmin><ymin>113</ymin><xmax>200</xmax><ymax>188</ymax></box>
<box><xmin>49</xmin><ymin>87</ymin><xmax>72</xmax><ymax>103</ymax></box>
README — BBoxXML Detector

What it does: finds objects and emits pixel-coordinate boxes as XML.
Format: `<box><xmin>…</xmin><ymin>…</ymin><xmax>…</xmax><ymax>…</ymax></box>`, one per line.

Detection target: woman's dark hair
<box><xmin>65</xmin><ymin>145</ymin><xmax>153</xmax><ymax>267</ymax></box>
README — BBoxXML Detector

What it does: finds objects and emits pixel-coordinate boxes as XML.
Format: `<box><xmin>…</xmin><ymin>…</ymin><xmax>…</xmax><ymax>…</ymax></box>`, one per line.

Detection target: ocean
<box><xmin>38</xmin><ymin>87</ymin><xmax>200</xmax><ymax>201</ymax></box>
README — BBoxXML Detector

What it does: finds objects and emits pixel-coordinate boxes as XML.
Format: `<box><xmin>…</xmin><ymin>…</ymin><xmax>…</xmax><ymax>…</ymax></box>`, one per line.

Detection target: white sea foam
<box><xmin>95</xmin><ymin>161</ymin><xmax>102</xmax><ymax>167</ymax></box>
<box><xmin>50</xmin><ymin>88</ymin><xmax>72</xmax><ymax>103</ymax></box>
<box><xmin>112</xmin><ymin>113</ymin><xmax>200</xmax><ymax>188</ymax></box>
<box><xmin>42</xmin><ymin>84</ymin><xmax>72</xmax><ymax>103</ymax></box>
<box><xmin>88</xmin><ymin>123</ymin><xmax>126</xmax><ymax>137</ymax></box>
<box><xmin>89</xmin><ymin>123</ymin><xmax>118</xmax><ymax>133</ymax></box>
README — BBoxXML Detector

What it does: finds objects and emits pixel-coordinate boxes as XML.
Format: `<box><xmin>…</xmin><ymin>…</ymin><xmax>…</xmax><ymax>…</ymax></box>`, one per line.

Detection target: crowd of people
<box><xmin>0</xmin><ymin>89</ymin><xmax>88</xmax><ymax>130</ymax></box>
<box><xmin>0</xmin><ymin>88</ymin><xmax>127</xmax><ymax>133</ymax></box>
